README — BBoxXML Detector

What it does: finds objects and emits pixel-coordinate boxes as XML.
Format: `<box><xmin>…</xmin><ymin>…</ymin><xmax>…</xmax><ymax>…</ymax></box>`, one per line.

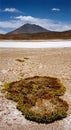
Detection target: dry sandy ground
<box><xmin>0</xmin><ymin>47</ymin><xmax>71</xmax><ymax>130</ymax></box>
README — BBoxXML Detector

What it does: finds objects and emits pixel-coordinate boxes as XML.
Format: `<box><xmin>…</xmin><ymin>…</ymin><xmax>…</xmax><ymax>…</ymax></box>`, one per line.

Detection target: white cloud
<box><xmin>52</xmin><ymin>8</ymin><xmax>61</xmax><ymax>11</ymax></box>
<box><xmin>0</xmin><ymin>15</ymin><xmax>71</xmax><ymax>33</ymax></box>
<box><xmin>15</xmin><ymin>16</ymin><xmax>37</xmax><ymax>22</ymax></box>
<box><xmin>4</xmin><ymin>8</ymin><xmax>21</xmax><ymax>13</ymax></box>
<box><xmin>0</xmin><ymin>21</ymin><xmax>22</xmax><ymax>28</ymax></box>
<box><xmin>15</xmin><ymin>15</ymin><xmax>71</xmax><ymax>31</ymax></box>
<box><xmin>0</xmin><ymin>8</ymin><xmax>21</xmax><ymax>13</ymax></box>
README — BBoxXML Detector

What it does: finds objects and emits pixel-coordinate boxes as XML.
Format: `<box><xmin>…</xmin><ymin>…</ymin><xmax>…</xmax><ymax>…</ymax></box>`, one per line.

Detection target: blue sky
<box><xmin>0</xmin><ymin>0</ymin><xmax>71</xmax><ymax>33</ymax></box>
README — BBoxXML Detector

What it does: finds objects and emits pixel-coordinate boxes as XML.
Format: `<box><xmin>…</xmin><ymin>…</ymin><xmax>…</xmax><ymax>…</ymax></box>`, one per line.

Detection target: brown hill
<box><xmin>0</xmin><ymin>30</ymin><xmax>71</xmax><ymax>40</ymax></box>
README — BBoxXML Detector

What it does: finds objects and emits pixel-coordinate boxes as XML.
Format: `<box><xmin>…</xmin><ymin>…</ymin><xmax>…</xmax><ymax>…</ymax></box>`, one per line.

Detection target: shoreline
<box><xmin>0</xmin><ymin>39</ymin><xmax>71</xmax><ymax>42</ymax></box>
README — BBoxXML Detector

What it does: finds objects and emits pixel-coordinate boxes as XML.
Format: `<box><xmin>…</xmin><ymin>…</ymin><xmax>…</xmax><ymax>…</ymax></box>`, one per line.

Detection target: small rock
<box><xmin>1</xmin><ymin>69</ymin><xmax>8</xmax><ymax>74</ymax></box>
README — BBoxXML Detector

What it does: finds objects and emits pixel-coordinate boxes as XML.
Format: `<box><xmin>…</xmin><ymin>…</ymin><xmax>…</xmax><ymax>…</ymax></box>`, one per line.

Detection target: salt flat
<box><xmin>0</xmin><ymin>47</ymin><xmax>71</xmax><ymax>130</ymax></box>
<box><xmin>0</xmin><ymin>40</ymin><xmax>71</xmax><ymax>48</ymax></box>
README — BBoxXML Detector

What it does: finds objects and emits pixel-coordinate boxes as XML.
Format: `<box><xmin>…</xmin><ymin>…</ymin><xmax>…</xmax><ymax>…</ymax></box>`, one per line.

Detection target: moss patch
<box><xmin>16</xmin><ymin>59</ymin><xmax>25</xmax><ymax>62</ymax></box>
<box><xmin>3</xmin><ymin>76</ymin><xmax>68</xmax><ymax>123</ymax></box>
<box><xmin>16</xmin><ymin>57</ymin><xmax>29</xmax><ymax>62</ymax></box>
<box><xmin>24</xmin><ymin>57</ymin><xmax>29</xmax><ymax>60</ymax></box>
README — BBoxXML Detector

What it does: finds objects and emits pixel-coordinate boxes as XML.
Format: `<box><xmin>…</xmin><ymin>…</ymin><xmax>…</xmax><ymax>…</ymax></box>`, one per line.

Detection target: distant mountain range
<box><xmin>0</xmin><ymin>23</ymin><xmax>71</xmax><ymax>40</ymax></box>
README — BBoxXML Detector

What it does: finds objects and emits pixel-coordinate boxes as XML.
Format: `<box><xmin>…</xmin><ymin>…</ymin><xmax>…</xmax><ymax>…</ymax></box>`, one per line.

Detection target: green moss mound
<box><xmin>3</xmin><ymin>76</ymin><xmax>68</xmax><ymax>123</ymax></box>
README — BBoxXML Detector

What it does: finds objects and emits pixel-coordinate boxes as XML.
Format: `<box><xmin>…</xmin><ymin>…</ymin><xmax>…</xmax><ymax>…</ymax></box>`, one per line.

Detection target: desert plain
<box><xmin>0</xmin><ymin>47</ymin><xmax>71</xmax><ymax>130</ymax></box>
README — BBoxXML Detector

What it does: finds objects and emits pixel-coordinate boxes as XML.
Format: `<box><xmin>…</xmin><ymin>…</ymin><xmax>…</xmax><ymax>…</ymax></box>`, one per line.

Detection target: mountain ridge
<box><xmin>0</xmin><ymin>23</ymin><xmax>71</xmax><ymax>40</ymax></box>
<box><xmin>8</xmin><ymin>23</ymin><xmax>49</xmax><ymax>34</ymax></box>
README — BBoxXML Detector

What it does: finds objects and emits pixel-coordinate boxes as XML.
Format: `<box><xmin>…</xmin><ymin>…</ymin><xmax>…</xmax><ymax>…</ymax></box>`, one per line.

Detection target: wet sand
<box><xmin>0</xmin><ymin>47</ymin><xmax>71</xmax><ymax>130</ymax></box>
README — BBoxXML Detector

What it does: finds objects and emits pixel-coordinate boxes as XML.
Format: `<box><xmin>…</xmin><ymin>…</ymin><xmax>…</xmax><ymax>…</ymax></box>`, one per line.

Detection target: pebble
<box><xmin>1</xmin><ymin>69</ymin><xmax>8</xmax><ymax>74</ymax></box>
